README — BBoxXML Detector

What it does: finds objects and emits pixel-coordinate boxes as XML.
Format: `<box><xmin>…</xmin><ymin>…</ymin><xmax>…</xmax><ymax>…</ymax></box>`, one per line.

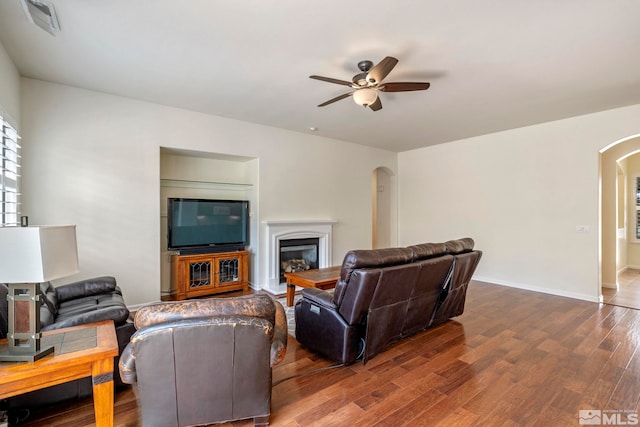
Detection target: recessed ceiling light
<box><xmin>309</xmin><ymin>127</ymin><xmax>318</xmax><ymax>131</ymax></box>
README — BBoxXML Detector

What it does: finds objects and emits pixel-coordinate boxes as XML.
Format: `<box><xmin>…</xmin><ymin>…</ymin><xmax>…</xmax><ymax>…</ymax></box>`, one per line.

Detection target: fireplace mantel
<box><xmin>262</xmin><ymin>220</ymin><xmax>337</xmax><ymax>226</ymax></box>
<box><xmin>262</xmin><ymin>220</ymin><xmax>336</xmax><ymax>293</ymax></box>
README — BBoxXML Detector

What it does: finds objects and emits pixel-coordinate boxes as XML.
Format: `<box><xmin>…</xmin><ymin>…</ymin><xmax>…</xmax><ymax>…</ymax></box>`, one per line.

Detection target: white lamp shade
<box><xmin>0</xmin><ymin>225</ymin><xmax>79</xmax><ymax>283</ymax></box>
<box><xmin>353</xmin><ymin>88</ymin><xmax>378</xmax><ymax>106</ymax></box>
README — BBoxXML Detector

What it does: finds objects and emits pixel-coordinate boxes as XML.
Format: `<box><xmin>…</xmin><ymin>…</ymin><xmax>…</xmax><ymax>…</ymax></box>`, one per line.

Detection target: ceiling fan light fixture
<box><xmin>311</xmin><ymin>56</ymin><xmax>429</xmax><ymax>111</ymax></box>
<box><xmin>353</xmin><ymin>88</ymin><xmax>377</xmax><ymax>107</ymax></box>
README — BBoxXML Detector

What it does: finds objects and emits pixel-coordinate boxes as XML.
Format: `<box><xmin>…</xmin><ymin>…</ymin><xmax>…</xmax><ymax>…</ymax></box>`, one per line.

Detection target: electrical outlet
<box><xmin>576</xmin><ymin>225</ymin><xmax>590</xmax><ymax>233</ymax></box>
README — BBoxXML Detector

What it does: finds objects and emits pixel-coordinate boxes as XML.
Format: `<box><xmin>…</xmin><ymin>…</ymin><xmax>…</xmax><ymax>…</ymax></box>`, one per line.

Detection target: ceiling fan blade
<box><xmin>378</xmin><ymin>82</ymin><xmax>431</xmax><ymax>92</ymax></box>
<box><xmin>309</xmin><ymin>75</ymin><xmax>354</xmax><ymax>87</ymax></box>
<box><xmin>318</xmin><ymin>92</ymin><xmax>352</xmax><ymax>107</ymax></box>
<box><xmin>368</xmin><ymin>97</ymin><xmax>382</xmax><ymax>111</ymax></box>
<box><xmin>366</xmin><ymin>56</ymin><xmax>398</xmax><ymax>84</ymax></box>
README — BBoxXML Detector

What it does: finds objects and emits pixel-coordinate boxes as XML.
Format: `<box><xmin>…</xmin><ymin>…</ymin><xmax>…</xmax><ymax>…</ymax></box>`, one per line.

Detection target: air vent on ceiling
<box><xmin>20</xmin><ymin>0</ymin><xmax>60</xmax><ymax>35</ymax></box>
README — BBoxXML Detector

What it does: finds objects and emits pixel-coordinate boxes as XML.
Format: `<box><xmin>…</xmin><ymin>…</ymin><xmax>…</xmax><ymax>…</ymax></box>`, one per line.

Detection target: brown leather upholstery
<box><xmin>119</xmin><ymin>294</ymin><xmax>287</xmax><ymax>427</ymax></box>
<box><xmin>431</xmin><ymin>241</ymin><xmax>482</xmax><ymax>326</ymax></box>
<box><xmin>295</xmin><ymin>238</ymin><xmax>482</xmax><ymax>364</ymax></box>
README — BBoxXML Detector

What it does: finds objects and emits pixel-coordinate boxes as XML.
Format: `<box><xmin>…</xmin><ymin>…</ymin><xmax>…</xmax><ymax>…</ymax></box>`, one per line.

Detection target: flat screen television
<box><xmin>167</xmin><ymin>198</ymin><xmax>249</xmax><ymax>253</ymax></box>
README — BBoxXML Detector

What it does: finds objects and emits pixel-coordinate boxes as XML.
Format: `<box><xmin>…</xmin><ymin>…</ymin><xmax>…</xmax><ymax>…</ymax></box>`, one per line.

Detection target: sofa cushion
<box><xmin>44</xmin><ymin>292</ymin><xmax>130</xmax><ymax>331</ymax></box>
<box><xmin>445</xmin><ymin>237</ymin><xmax>475</xmax><ymax>254</ymax></box>
<box><xmin>334</xmin><ymin>247</ymin><xmax>414</xmax><ymax>306</ymax></box>
<box><xmin>407</xmin><ymin>242</ymin><xmax>448</xmax><ymax>260</ymax></box>
<box><xmin>54</xmin><ymin>276</ymin><xmax>118</xmax><ymax>302</ymax></box>
<box><xmin>340</xmin><ymin>248</ymin><xmax>414</xmax><ymax>278</ymax></box>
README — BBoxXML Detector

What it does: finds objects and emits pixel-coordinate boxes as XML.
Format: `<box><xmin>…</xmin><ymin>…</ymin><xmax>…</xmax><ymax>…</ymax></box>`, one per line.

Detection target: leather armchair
<box><xmin>119</xmin><ymin>294</ymin><xmax>287</xmax><ymax>427</ymax></box>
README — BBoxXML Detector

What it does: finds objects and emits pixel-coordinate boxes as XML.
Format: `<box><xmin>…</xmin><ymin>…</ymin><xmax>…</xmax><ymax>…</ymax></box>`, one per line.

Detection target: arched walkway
<box><xmin>372</xmin><ymin>166</ymin><xmax>396</xmax><ymax>249</ymax></box>
<box><xmin>600</xmin><ymin>134</ymin><xmax>640</xmax><ymax>305</ymax></box>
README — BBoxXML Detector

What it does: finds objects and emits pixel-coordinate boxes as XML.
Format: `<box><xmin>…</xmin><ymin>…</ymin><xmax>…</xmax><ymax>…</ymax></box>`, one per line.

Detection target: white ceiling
<box><xmin>0</xmin><ymin>1</ymin><xmax>639</xmax><ymax>152</ymax></box>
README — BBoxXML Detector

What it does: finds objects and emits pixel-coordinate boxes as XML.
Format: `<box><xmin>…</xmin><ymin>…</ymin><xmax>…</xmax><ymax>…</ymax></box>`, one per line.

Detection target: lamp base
<box><xmin>0</xmin><ymin>345</ymin><xmax>54</xmax><ymax>362</ymax></box>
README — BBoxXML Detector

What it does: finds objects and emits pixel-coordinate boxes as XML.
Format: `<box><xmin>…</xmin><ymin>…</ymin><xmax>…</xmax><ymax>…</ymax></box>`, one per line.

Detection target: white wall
<box><xmin>20</xmin><ymin>78</ymin><xmax>397</xmax><ymax>306</ymax></box>
<box><xmin>398</xmin><ymin>104</ymin><xmax>640</xmax><ymax>302</ymax></box>
<box><xmin>0</xmin><ymin>39</ymin><xmax>20</xmax><ymax>128</ymax></box>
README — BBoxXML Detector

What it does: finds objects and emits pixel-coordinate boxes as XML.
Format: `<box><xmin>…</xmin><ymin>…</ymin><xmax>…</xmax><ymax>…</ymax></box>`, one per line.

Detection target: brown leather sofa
<box><xmin>295</xmin><ymin>238</ymin><xmax>482</xmax><ymax>364</ymax></box>
<box><xmin>119</xmin><ymin>294</ymin><xmax>288</xmax><ymax>427</ymax></box>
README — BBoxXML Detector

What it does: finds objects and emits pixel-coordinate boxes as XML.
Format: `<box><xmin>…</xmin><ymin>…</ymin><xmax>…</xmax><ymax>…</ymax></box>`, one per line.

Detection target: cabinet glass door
<box><xmin>218</xmin><ymin>257</ymin><xmax>240</xmax><ymax>284</ymax></box>
<box><xmin>189</xmin><ymin>261</ymin><xmax>212</xmax><ymax>288</ymax></box>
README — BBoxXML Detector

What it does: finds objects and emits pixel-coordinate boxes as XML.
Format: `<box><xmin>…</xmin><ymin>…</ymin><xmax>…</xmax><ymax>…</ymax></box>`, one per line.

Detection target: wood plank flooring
<box><xmin>602</xmin><ymin>268</ymin><xmax>640</xmax><ymax>310</ymax></box>
<box><xmin>16</xmin><ymin>280</ymin><xmax>640</xmax><ymax>426</ymax></box>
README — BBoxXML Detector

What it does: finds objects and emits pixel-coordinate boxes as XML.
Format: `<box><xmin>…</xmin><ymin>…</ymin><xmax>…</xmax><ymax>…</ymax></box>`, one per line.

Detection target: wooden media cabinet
<box><xmin>170</xmin><ymin>250</ymin><xmax>249</xmax><ymax>300</ymax></box>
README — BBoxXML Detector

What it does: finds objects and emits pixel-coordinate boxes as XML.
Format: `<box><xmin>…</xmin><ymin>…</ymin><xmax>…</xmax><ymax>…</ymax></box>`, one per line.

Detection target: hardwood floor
<box><xmin>16</xmin><ymin>280</ymin><xmax>640</xmax><ymax>426</ymax></box>
<box><xmin>603</xmin><ymin>268</ymin><xmax>640</xmax><ymax>310</ymax></box>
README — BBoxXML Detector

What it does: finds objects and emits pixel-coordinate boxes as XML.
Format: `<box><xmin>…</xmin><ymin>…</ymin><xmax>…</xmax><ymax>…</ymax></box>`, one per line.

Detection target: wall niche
<box><xmin>159</xmin><ymin>147</ymin><xmax>258</xmax><ymax>296</ymax></box>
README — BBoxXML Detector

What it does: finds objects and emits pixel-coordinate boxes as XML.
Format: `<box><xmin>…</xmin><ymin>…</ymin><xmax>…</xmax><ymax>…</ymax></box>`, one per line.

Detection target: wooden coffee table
<box><xmin>0</xmin><ymin>320</ymin><xmax>118</xmax><ymax>427</ymax></box>
<box><xmin>284</xmin><ymin>265</ymin><xmax>341</xmax><ymax>307</ymax></box>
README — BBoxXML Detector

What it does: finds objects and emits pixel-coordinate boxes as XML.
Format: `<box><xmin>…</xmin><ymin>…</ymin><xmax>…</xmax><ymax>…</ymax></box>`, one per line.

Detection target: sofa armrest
<box><xmin>295</xmin><ymin>295</ymin><xmax>362</xmax><ymax>364</ymax></box>
<box><xmin>301</xmin><ymin>288</ymin><xmax>337</xmax><ymax>310</ymax></box>
<box><xmin>270</xmin><ymin>300</ymin><xmax>288</xmax><ymax>366</ymax></box>
<box><xmin>55</xmin><ymin>276</ymin><xmax>118</xmax><ymax>303</ymax></box>
<box><xmin>118</xmin><ymin>344</ymin><xmax>137</xmax><ymax>384</ymax></box>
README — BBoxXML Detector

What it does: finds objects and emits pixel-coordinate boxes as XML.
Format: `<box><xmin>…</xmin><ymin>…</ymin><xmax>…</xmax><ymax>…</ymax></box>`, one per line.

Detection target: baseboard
<box><xmin>472</xmin><ymin>276</ymin><xmax>601</xmax><ymax>303</ymax></box>
<box><xmin>601</xmin><ymin>282</ymin><xmax>618</xmax><ymax>290</ymax></box>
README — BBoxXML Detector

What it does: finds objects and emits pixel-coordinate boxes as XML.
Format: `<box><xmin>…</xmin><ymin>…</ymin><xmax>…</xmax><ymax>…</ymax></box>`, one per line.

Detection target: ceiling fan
<box><xmin>309</xmin><ymin>56</ymin><xmax>430</xmax><ymax>112</ymax></box>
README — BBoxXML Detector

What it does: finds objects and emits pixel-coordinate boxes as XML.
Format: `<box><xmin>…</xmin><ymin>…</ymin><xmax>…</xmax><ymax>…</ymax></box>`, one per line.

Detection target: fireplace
<box><xmin>262</xmin><ymin>220</ymin><xmax>336</xmax><ymax>293</ymax></box>
<box><xmin>279</xmin><ymin>238</ymin><xmax>319</xmax><ymax>283</ymax></box>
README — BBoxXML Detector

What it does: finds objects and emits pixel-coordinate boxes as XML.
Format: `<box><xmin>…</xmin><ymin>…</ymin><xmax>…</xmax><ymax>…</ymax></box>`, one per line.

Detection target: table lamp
<box><xmin>0</xmin><ymin>225</ymin><xmax>79</xmax><ymax>362</ymax></box>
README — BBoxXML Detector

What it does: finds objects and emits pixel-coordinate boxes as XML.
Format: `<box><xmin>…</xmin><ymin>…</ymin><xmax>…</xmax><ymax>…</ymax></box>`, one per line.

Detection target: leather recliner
<box><xmin>295</xmin><ymin>238</ymin><xmax>482</xmax><ymax>365</ymax></box>
<box><xmin>119</xmin><ymin>294</ymin><xmax>288</xmax><ymax>427</ymax></box>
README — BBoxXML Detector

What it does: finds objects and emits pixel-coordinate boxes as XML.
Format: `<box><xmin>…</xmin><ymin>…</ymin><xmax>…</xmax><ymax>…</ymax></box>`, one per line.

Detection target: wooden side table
<box><xmin>0</xmin><ymin>320</ymin><xmax>119</xmax><ymax>427</ymax></box>
<box><xmin>284</xmin><ymin>265</ymin><xmax>341</xmax><ymax>307</ymax></box>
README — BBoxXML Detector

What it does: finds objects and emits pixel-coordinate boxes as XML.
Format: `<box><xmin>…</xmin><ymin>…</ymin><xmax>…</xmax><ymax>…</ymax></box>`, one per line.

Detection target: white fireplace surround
<box><xmin>263</xmin><ymin>220</ymin><xmax>336</xmax><ymax>292</ymax></box>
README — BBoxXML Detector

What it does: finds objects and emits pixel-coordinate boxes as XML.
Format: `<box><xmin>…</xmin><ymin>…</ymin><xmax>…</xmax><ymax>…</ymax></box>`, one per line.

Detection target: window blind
<box><xmin>1</xmin><ymin>114</ymin><xmax>21</xmax><ymax>226</ymax></box>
